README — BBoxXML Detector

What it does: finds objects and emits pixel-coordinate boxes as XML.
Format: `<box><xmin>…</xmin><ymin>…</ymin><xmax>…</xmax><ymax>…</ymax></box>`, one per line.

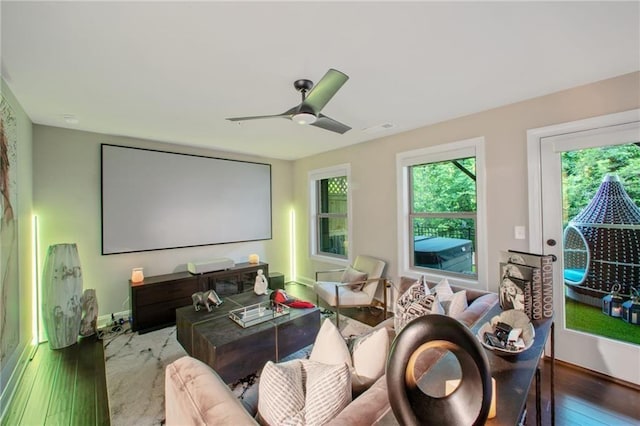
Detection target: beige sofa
<box><xmin>165</xmin><ymin>283</ymin><xmax>498</xmax><ymax>425</ymax></box>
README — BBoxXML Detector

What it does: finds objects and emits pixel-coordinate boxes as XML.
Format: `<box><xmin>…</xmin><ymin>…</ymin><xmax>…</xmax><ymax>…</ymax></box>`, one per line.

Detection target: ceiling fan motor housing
<box><xmin>294</xmin><ymin>79</ymin><xmax>314</xmax><ymax>94</ymax></box>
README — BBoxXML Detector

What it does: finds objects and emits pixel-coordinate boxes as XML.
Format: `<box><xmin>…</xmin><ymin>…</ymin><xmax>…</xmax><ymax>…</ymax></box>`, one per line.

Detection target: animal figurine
<box><xmin>192</xmin><ymin>290</ymin><xmax>223</xmax><ymax>312</ymax></box>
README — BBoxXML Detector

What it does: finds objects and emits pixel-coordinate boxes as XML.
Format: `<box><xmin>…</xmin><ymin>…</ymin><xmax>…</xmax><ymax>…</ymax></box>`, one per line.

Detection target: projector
<box><xmin>187</xmin><ymin>258</ymin><xmax>235</xmax><ymax>274</ymax></box>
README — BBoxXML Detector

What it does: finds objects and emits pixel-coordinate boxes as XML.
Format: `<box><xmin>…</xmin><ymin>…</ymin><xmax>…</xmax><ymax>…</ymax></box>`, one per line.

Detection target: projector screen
<box><xmin>101</xmin><ymin>144</ymin><xmax>272</xmax><ymax>255</ymax></box>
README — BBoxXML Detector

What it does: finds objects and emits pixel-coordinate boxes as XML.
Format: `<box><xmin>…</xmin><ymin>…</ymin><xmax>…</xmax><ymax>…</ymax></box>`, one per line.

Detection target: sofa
<box><xmin>165</xmin><ymin>279</ymin><xmax>498</xmax><ymax>425</ymax></box>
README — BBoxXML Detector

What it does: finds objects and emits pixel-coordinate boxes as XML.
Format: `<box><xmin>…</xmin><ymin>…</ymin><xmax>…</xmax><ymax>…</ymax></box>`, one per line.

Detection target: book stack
<box><xmin>499</xmin><ymin>250</ymin><xmax>554</xmax><ymax>320</ymax></box>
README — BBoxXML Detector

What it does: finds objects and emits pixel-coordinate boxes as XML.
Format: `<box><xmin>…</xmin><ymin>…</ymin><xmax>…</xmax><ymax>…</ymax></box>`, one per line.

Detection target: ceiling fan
<box><xmin>226</xmin><ymin>68</ymin><xmax>351</xmax><ymax>134</ymax></box>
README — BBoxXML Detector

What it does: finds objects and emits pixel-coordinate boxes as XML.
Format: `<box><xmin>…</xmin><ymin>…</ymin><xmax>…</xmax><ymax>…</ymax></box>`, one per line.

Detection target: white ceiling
<box><xmin>2</xmin><ymin>1</ymin><xmax>639</xmax><ymax>160</ymax></box>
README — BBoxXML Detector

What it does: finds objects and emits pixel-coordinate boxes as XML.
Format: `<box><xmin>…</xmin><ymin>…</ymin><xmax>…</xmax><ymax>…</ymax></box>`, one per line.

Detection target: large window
<box><xmin>410</xmin><ymin>157</ymin><xmax>477</xmax><ymax>276</ymax></box>
<box><xmin>397</xmin><ymin>138</ymin><xmax>486</xmax><ymax>286</ymax></box>
<box><xmin>310</xmin><ymin>165</ymin><xmax>350</xmax><ymax>261</ymax></box>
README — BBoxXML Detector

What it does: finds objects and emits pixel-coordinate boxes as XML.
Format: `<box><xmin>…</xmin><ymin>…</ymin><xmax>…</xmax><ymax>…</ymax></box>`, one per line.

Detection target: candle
<box><xmin>248</xmin><ymin>254</ymin><xmax>259</xmax><ymax>264</ymax></box>
<box><xmin>131</xmin><ymin>267</ymin><xmax>144</xmax><ymax>283</ymax></box>
<box><xmin>446</xmin><ymin>377</ymin><xmax>496</xmax><ymax>419</ymax></box>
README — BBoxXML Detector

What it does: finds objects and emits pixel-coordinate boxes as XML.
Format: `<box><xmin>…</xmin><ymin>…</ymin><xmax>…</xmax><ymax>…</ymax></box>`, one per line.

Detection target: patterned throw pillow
<box><xmin>302</xmin><ymin>360</ymin><xmax>352</xmax><ymax>425</ymax></box>
<box><xmin>257</xmin><ymin>358</ymin><xmax>351</xmax><ymax>425</ymax></box>
<box><xmin>396</xmin><ymin>276</ymin><xmax>430</xmax><ymax>311</ymax></box>
<box><xmin>258</xmin><ymin>360</ymin><xmax>305</xmax><ymax>425</ymax></box>
<box><xmin>395</xmin><ymin>293</ymin><xmax>444</xmax><ymax>333</ymax></box>
<box><xmin>341</xmin><ymin>266</ymin><xmax>368</xmax><ymax>291</ymax></box>
<box><xmin>395</xmin><ymin>276</ymin><xmax>438</xmax><ymax>332</ymax></box>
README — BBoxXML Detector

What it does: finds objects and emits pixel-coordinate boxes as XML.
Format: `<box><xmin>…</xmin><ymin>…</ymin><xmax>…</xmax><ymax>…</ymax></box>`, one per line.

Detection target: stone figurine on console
<box><xmin>192</xmin><ymin>290</ymin><xmax>223</xmax><ymax>312</ymax></box>
<box><xmin>254</xmin><ymin>269</ymin><xmax>268</xmax><ymax>295</ymax></box>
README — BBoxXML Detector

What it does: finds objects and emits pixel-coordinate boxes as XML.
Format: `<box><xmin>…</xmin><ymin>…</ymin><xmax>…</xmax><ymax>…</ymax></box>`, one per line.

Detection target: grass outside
<box><xmin>565</xmin><ymin>298</ymin><xmax>640</xmax><ymax>345</ymax></box>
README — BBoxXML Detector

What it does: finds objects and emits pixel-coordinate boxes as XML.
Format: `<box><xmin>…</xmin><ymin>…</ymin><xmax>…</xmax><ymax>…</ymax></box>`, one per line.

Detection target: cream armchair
<box><xmin>314</xmin><ymin>255</ymin><xmax>387</xmax><ymax>327</ymax></box>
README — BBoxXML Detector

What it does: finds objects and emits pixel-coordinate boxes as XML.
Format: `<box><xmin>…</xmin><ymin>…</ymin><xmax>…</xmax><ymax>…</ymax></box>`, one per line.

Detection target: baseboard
<box><xmin>0</xmin><ymin>340</ymin><xmax>34</xmax><ymax>422</ymax></box>
<box><xmin>295</xmin><ymin>276</ymin><xmax>316</xmax><ymax>287</ymax></box>
<box><xmin>550</xmin><ymin>358</ymin><xmax>640</xmax><ymax>391</ymax></box>
<box><xmin>97</xmin><ymin>310</ymin><xmax>131</xmax><ymax>330</ymax></box>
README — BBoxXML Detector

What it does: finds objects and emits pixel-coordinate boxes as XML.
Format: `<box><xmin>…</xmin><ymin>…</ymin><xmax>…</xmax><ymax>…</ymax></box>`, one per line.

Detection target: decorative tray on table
<box><xmin>477</xmin><ymin>309</ymin><xmax>535</xmax><ymax>355</ymax></box>
<box><xmin>228</xmin><ymin>301</ymin><xmax>290</xmax><ymax>328</ymax></box>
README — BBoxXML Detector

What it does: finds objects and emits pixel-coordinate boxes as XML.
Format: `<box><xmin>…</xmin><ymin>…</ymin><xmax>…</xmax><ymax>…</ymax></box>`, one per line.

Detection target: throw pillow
<box><xmin>396</xmin><ymin>276</ymin><xmax>430</xmax><ymax>311</ymax></box>
<box><xmin>309</xmin><ymin>318</ymin><xmax>353</xmax><ymax>367</ymax></box>
<box><xmin>350</xmin><ymin>327</ymin><xmax>390</xmax><ymax>394</ymax></box>
<box><xmin>441</xmin><ymin>290</ymin><xmax>468</xmax><ymax>318</ymax></box>
<box><xmin>431</xmin><ymin>278</ymin><xmax>468</xmax><ymax>317</ymax></box>
<box><xmin>431</xmin><ymin>277</ymin><xmax>454</xmax><ymax>298</ymax></box>
<box><xmin>301</xmin><ymin>360</ymin><xmax>352</xmax><ymax>425</ymax></box>
<box><xmin>341</xmin><ymin>266</ymin><xmax>368</xmax><ymax>291</ymax></box>
<box><xmin>258</xmin><ymin>360</ymin><xmax>305</xmax><ymax>425</ymax></box>
<box><xmin>257</xmin><ymin>359</ymin><xmax>351</xmax><ymax>426</ymax></box>
<box><xmin>394</xmin><ymin>294</ymin><xmax>444</xmax><ymax>334</ymax></box>
<box><xmin>310</xmin><ymin>318</ymin><xmax>389</xmax><ymax>394</ymax></box>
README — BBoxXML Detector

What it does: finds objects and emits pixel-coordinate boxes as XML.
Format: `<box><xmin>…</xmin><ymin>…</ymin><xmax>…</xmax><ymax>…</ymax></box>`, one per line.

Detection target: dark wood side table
<box><xmin>475</xmin><ymin>304</ymin><xmax>555</xmax><ymax>426</ymax></box>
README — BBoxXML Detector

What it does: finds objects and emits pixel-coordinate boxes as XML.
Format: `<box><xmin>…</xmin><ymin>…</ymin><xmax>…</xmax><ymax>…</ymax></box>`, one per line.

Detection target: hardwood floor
<box><xmin>1</xmin><ymin>335</ymin><xmax>109</xmax><ymax>426</ymax></box>
<box><xmin>2</xmin><ymin>282</ymin><xmax>639</xmax><ymax>426</ymax></box>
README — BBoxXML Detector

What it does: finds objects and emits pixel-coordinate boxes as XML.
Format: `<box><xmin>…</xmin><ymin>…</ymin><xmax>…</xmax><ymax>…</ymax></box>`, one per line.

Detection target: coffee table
<box><xmin>176</xmin><ymin>291</ymin><xmax>320</xmax><ymax>383</ymax></box>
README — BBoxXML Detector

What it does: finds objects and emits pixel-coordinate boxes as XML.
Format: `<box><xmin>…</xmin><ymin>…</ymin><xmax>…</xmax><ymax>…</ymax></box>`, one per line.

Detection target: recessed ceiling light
<box><xmin>63</xmin><ymin>114</ymin><xmax>79</xmax><ymax>124</ymax></box>
<box><xmin>363</xmin><ymin>122</ymin><xmax>397</xmax><ymax>134</ymax></box>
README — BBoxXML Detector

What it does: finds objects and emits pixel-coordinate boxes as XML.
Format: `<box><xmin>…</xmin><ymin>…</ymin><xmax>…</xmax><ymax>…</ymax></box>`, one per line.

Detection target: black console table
<box><xmin>379</xmin><ymin>303</ymin><xmax>554</xmax><ymax>426</ymax></box>
<box><xmin>130</xmin><ymin>262</ymin><xmax>269</xmax><ymax>333</ymax></box>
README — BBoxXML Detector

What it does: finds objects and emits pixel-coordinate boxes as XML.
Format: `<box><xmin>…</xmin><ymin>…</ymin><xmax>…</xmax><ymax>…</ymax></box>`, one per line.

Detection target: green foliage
<box><xmin>562</xmin><ymin>143</ymin><xmax>640</xmax><ymax>223</ymax></box>
<box><xmin>411</xmin><ymin>157</ymin><xmax>477</xmax><ymax>213</ymax></box>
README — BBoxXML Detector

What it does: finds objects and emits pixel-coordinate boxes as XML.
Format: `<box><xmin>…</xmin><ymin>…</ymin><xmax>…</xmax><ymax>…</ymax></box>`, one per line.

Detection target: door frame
<box><xmin>526</xmin><ymin>108</ymin><xmax>640</xmax><ymax>384</ymax></box>
<box><xmin>527</xmin><ymin>108</ymin><xmax>640</xmax><ymax>253</ymax></box>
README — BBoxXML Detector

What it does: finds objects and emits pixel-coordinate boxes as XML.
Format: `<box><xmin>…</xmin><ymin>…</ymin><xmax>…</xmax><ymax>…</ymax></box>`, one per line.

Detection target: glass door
<box><xmin>539</xmin><ymin>119</ymin><xmax>640</xmax><ymax>385</ymax></box>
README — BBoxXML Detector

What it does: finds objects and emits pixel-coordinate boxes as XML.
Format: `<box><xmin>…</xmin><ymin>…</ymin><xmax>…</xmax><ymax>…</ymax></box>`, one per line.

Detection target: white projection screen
<box><xmin>101</xmin><ymin>144</ymin><xmax>272</xmax><ymax>254</ymax></box>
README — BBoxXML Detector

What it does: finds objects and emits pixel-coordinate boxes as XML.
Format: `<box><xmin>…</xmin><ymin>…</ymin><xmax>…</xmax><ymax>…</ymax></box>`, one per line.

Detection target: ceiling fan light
<box><xmin>292</xmin><ymin>112</ymin><xmax>317</xmax><ymax>125</ymax></box>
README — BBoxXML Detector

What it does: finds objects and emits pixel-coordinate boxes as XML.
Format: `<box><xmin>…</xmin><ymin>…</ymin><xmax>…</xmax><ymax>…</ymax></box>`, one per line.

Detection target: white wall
<box><xmin>29</xmin><ymin>71</ymin><xmax>640</xmax><ymax>317</ymax></box>
<box><xmin>292</xmin><ymin>72</ymin><xmax>640</xmax><ymax>295</ymax></box>
<box><xmin>33</xmin><ymin>126</ymin><xmax>293</xmax><ymax>318</ymax></box>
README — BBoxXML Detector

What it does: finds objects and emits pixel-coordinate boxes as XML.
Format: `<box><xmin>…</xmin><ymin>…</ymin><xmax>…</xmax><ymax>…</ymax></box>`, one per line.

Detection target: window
<box><xmin>397</xmin><ymin>138</ymin><xmax>487</xmax><ymax>286</ymax></box>
<box><xmin>309</xmin><ymin>165</ymin><xmax>351</xmax><ymax>262</ymax></box>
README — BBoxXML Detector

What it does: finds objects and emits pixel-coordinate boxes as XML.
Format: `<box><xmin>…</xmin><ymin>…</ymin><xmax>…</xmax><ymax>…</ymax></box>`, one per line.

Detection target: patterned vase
<box><xmin>41</xmin><ymin>243</ymin><xmax>83</xmax><ymax>349</ymax></box>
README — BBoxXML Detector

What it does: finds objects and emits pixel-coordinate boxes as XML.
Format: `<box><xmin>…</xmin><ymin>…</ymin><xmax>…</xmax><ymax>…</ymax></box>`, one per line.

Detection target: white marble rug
<box><xmin>103</xmin><ymin>313</ymin><xmax>372</xmax><ymax>426</ymax></box>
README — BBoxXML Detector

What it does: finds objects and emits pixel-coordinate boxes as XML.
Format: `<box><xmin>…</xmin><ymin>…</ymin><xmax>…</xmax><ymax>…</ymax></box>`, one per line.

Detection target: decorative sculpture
<box><xmin>254</xmin><ymin>269</ymin><xmax>268</xmax><ymax>295</ymax></box>
<box><xmin>41</xmin><ymin>243</ymin><xmax>83</xmax><ymax>349</ymax></box>
<box><xmin>386</xmin><ymin>314</ymin><xmax>492</xmax><ymax>426</ymax></box>
<box><xmin>192</xmin><ymin>290</ymin><xmax>222</xmax><ymax>312</ymax></box>
<box><xmin>79</xmin><ymin>289</ymin><xmax>98</xmax><ymax>337</ymax></box>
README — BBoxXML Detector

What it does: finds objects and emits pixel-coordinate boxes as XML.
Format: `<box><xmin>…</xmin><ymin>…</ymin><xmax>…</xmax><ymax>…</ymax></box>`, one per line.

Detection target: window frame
<box><xmin>396</xmin><ymin>137</ymin><xmax>488</xmax><ymax>288</ymax></box>
<box><xmin>309</xmin><ymin>164</ymin><xmax>351</xmax><ymax>265</ymax></box>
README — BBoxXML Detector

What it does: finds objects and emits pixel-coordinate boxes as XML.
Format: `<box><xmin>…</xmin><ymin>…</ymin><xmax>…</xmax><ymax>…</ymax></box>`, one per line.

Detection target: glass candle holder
<box><xmin>131</xmin><ymin>267</ymin><xmax>144</xmax><ymax>283</ymax></box>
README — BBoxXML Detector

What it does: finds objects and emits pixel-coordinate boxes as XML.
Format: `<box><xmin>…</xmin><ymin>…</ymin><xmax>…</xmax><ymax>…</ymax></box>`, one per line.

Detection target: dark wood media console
<box><xmin>130</xmin><ymin>261</ymin><xmax>269</xmax><ymax>333</ymax></box>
